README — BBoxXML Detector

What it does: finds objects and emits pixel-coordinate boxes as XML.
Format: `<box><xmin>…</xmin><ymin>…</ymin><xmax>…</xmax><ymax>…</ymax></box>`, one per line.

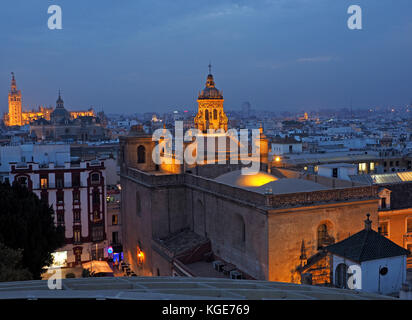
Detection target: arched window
<box><xmin>233</xmin><ymin>214</ymin><xmax>246</xmax><ymax>246</ymax></box>
<box><xmin>317</xmin><ymin>222</ymin><xmax>334</xmax><ymax>249</ymax></box>
<box><xmin>335</xmin><ymin>263</ymin><xmax>348</xmax><ymax>288</ymax></box>
<box><xmin>137</xmin><ymin>145</ymin><xmax>146</xmax><ymax>164</ymax></box>
<box><xmin>213</xmin><ymin>109</ymin><xmax>217</xmax><ymax>120</ymax></box>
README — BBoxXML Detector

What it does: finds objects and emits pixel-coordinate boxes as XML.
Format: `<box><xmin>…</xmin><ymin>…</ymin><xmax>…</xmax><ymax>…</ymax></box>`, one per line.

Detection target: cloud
<box><xmin>297</xmin><ymin>56</ymin><xmax>336</xmax><ymax>63</ymax></box>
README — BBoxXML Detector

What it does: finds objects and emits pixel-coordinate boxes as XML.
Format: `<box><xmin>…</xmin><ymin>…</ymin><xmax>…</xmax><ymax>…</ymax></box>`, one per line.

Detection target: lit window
<box><xmin>74</xmin><ymin>229</ymin><xmax>81</xmax><ymax>243</ymax></box>
<box><xmin>41</xmin><ymin>178</ymin><xmax>48</xmax><ymax>189</ymax></box>
<box><xmin>358</xmin><ymin>163</ymin><xmax>367</xmax><ymax>173</ymax></box>
<box><xmin>112</xmin><ymin>214</ymin><xmax>118</xmax><ymax>225</ymax></box>
<box><xmin>93</xmin><ymin>210</ymin><xmax>100</xmax><ymax>222</ymax></box>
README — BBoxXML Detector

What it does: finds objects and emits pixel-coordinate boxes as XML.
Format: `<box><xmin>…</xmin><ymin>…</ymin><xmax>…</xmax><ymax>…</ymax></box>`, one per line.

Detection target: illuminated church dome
<box><xmin>194</xmin><ymin>64</ymin><xmax>228</xmax><ymax>132</ymax></box>
<box><xmin>198</xmin><ymin>74</ymin><xmax>223</xmax><ymax>99</ymax></box>
<box><xmin>215</xmin><ymin>170</ymin><xmax>328</xmax><ymax>195</ymax></box>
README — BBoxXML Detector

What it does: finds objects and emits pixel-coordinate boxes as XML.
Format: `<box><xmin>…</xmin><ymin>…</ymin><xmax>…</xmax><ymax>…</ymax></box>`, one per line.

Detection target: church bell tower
<box><xmin>8</xmin><ymin>72</ymin><xmax>22</xmax><ymax>126</ymax></box>
<box><xmin>194</xmin><ymin>64</ymin><xmax>228</xmax><ymax>132</ymax></box>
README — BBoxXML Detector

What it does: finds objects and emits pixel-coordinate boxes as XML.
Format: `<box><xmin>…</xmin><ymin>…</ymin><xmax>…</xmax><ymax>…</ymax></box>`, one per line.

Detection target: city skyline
<box><xmin>1</xmin><ymin>0</ymin><xmax>412</xmax><ymax>114</ymax></box>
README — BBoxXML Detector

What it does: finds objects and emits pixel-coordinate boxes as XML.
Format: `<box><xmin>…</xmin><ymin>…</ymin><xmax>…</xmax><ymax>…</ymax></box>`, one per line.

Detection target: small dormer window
<box><xmin>378</xmin><ymin>188</ymin><xmax>391</xmax><ymax>210</ymax></box>
<box><xmin>381</xmin><ymin>198</ymin><xmax>386</xmax><ymax>209</ymax></box>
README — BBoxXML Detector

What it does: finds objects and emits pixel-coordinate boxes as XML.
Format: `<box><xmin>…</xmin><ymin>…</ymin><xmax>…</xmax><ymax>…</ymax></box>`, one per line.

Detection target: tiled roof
<box><xmin>326</xmin><ymin>229</ymin><xmax>409</xmax><ymax>263</ymax></box>
<box><xmin>384</xmin><ymin>182</ymin><xmax>412</xmax><ymax>210</ymax></box>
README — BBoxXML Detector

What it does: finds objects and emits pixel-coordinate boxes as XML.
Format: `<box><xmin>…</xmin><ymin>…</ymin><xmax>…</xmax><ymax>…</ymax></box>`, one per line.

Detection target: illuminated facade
<box><xmin>4</xmin><ymin>73</ymin><xmax>95</xmax><ymax>127</ymax></box>
<box><xmin>119</xmin><ymin>70</ymin><xmax>379</xmax><ymax>283</ymax></box>
<box><xmin>194</xmin><ymin>67</ymin><xmax>228</xmax><ymax>132</ymax></box>
<box><xmin>21</xmin><ymin>106</ymin><xmax>53</xmax><ymax>124</ymax></box>
<box><xmin>70</xmin><ymin>109</ymin><xmax>95</xmax><ymax>119</ymax></box>
<box><xmin>7</xmin><ymin>72</ymin><xmax>22</xmax><ymax>126</ymax></box>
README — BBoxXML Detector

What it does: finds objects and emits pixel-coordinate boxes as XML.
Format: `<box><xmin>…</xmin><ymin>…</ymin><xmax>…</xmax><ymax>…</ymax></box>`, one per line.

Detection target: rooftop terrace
<box><xmin>0</xmin><ymin>277</ymin><xmax>395</xmax><ymax>300</ymax></box>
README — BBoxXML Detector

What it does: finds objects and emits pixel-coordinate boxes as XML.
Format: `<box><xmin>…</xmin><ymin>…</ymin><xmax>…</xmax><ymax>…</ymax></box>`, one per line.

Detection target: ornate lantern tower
<box><xmin>194</xmin><ymin>64</ymin><xmax>228</xmax><ymax>132</ymax></box>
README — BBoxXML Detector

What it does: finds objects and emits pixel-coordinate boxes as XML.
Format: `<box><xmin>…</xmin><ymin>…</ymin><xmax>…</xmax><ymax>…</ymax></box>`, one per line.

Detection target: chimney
<box><xmin>364</xmin><ymin>213</ymin><xmax>372</xmax><ymax>231</ymax></box>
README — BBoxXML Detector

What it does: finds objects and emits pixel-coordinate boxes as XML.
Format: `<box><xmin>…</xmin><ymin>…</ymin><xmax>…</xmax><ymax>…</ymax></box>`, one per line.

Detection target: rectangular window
<box><xmin>40</xmin><ymin>175</ymin><xmax>48</xmax><ymax>189</ymax></box>
<box><xmin>381</xmin><ymin>198</ymin><xmax>386</xmax><ymax>209</ymax></box>
<box><xmin>55</xmin><ymin>173</ymin><xmax>64</xmax><ymax>189</ymax></box>
<box><xmin>56</xmin><ymin>191</ymin><xmax>64</xmax><ymax>203</ymax></box>
<box><xmin>93</xmin><ymin>191</ymin><xmax>100</xmax><ymax>205</ymax></box>
<box><xmin>74</xmin><ymin>209</ymin><xmax>81</xmax><ymax>223</ymax></box>
<box><xmin>57</xmin><ymin>212</ymin><xmax>64</xmax><ymax>225</ymax></box>
<box><xmin>112</xmin><ymin>214</ymin><xmax>118</xmax><ymax>225</ymax></box>
<box><xmin>332</xmin><ymin>168</ymin><xmax>338</xmax><ymax>178</ymax></box>
<box><xmin>93</xmin><ymin>210</ymin><xmax>101</xmax><ymax>222</ymax></box>
<box><xmin>74</xmin><ymin>229</ymin><xmax>81</xmax><ymax>243</ymax></box>
<box><xmin>73</xmin><ymin>190</ymin><xmax>80</xmax><ymax>202</ymax></box>
<box><xmin>92</xmin><ymin>226</ymin><xmax>104</xmax><ymax>242</ymax></box>
<box><xmin>407</xmin><ymin>219</ymin><xmax>412</xmax><ymax>233</ymax></box>
<box><xmin>91</xmin><ymin>173</ymin><xmax>100</xmax><ymax>184</ymax></box>
<box><xmin>72</xmin><ymin>173</ymin><xmax>81</xmax><ymax>188</ymax></box>
<box><xmin>380</xmin><ymin>221</ymin><xmax>389</xmax><ymax>237</ymax></box>
<box><xmin>358</xmin><ymin>163</ymin><xmax>367</xmax><ymax>173</ymax></box>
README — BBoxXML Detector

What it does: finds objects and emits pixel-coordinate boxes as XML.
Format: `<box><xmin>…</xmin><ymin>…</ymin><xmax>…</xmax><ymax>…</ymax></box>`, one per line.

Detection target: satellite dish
<box><xmin>380</xmin><ymin>267</ymin><xmax>388</xmax><ymax>276</ymax></box>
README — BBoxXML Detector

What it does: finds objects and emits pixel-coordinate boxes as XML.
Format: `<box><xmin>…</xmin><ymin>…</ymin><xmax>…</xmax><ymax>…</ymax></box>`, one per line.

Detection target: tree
<box><xmin>0</xmin><ymin>182</ymin><xmax>65</xmax><ymax>280</ymax></box>
<box><xmin>0</xmin><ymin>242</ymin><xmax>32</xmax><ymax>282</ymax></box>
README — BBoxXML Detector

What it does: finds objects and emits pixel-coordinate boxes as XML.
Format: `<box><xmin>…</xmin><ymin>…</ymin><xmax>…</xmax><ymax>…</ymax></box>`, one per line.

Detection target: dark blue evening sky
<box><xmin>0</xmin><ymin>0</ymin><xmax>411</xmax><ymax>114</ymax></box>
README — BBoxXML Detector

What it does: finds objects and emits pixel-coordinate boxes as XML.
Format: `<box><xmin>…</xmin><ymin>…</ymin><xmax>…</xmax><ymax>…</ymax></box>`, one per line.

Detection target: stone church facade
<box><xmin>120</xmin><ymin>71</ymin><xmax>380</xmax><ymax>283</ymax></box>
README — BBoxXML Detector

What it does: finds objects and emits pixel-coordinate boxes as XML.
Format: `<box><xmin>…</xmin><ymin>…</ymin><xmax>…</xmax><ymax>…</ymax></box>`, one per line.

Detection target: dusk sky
<box><xmin>1</xmin><ymin>0</ymin><xmax>412</xmax><ymax>114</ymax></box>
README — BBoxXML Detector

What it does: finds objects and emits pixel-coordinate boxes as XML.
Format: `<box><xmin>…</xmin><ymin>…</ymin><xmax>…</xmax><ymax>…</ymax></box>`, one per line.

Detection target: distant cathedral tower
<box><xmin>194</xmin><ymin>64</ymin><xmax>228</xmax><ymax>132</ymax></box>
<box><xmin>8</xmin><ymin>72</ymin><xmax>22</xmax><ymax>126</ymax></box>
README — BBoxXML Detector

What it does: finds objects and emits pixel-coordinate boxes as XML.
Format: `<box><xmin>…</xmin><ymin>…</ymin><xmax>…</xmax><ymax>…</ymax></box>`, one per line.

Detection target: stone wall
<box><xmin>121</xmin><ymin>165</ymin><xmax>379</xmax><ymax>283</ymax></box>
<box><xmin>267</xmin><ymin>200</ymin><xmax>379</xmax><ymax>283</ymax></box>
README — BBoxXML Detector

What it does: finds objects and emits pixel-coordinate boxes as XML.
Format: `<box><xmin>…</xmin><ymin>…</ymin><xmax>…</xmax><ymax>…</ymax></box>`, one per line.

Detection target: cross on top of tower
<box><xmin>208</xmin><ymin>62</ymin><xmax>212</xmax><ymax>75</ymax></box>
